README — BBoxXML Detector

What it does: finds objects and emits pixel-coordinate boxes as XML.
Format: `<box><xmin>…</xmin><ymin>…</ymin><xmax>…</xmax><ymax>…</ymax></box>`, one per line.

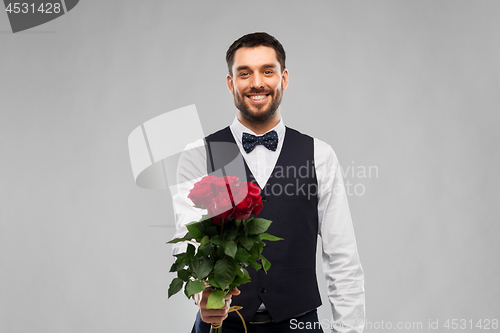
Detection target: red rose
<box><xmin>233</xmin><ymin>195</ymin><xmax>254</xmax><ymax>220</ymax></box>
<box><xmin>247</xmin><ymin>182</ymin><xmax>261</xmax><ymax>199</ymax></box>
<box><xmin>213</xmin><ymin>176</ymin><xmax>239</xmax><ymax>194</ymax></box>
<box><xmin>213</xmin><ymin>176</ymin><xmax>242</xmax><ymax>209</ymax></box>
<box><xmin>233</xmin><ymin>182</ymin><xmax>263</xmax><ymax>219</ymax></box>
<box><xmin>188</xmin><ymin>175</ymin><xmax>217</xmax><ymax>208</ymax></box>
<box><xmin>252</xmin><ymin>198</ymin><xmax>263</xmax><ymax>216</ymax></box>
<box><xmin>189</xmin><ymin>176</ymin><xmax>263</xmax><ymax>224</ymax></box>
<box><xmin>248</xmin><ymin>183</ymin><xmax>263</xmax><ymax>215</ymax></box>
<box><xmin>207</xmin><ymin>192</ymin><xmax>234</xmax><ymax>225</ymax></box>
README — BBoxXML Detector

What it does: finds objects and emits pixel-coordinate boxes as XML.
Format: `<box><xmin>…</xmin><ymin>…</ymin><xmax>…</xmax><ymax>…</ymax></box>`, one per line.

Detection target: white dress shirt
<box><xmin>171</xmin><ymin>117</ymin><xmax>365</xmax><ymax>333</ymax></box>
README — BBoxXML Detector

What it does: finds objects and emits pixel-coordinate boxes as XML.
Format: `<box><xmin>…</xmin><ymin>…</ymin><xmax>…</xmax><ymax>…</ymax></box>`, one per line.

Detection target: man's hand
<box><xmin>194</xmin><ymin>287</ymin><xmax>241</xmax><ymax>323</ymax></box>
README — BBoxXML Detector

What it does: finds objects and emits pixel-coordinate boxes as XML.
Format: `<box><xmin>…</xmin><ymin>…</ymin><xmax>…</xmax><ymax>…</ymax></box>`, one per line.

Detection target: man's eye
<box><xmin>264</xmin><ymin>70</ymin><xmax>273</xmax><ymax>74</ymax></box>
<box><xmin>239</xmin><ymin>72</ymin><xmax>249</xmax><ymax>77</ymax></box>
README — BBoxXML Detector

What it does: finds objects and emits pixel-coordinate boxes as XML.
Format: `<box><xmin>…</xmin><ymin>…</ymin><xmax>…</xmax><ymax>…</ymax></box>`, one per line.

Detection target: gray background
<box><xmin>1</xmin><ymin>1</ymin><xmax>499</xmax><ymax>332</ymax></box>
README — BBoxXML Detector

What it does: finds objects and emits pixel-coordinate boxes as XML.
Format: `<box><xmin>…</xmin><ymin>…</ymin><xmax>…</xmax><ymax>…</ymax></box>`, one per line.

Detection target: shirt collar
<box><xmin>230</xmin><ymin>116</ymin><xmax>285</xmax><ymax>144</ymax></box>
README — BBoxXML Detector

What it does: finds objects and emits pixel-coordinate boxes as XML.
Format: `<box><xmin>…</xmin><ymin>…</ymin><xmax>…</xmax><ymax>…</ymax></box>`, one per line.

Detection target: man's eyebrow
<box><xmin>260</xmin><ymin>64</ymin><xmax>278</xmax><ymax>69</ymax></box>
<box><xmin>235</xmin><ymin>64</ymin><xmax>279</xmax><ymax>72</ymax></box>
<box><xmin>235</xmin><ymin>65</ymin><xmax>251</xmax><ymax>72</ymax></box>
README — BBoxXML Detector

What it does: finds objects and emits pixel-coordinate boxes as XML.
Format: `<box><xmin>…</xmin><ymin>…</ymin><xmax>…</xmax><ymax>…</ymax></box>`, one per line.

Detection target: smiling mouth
<box><xmin>247</xmin><ymin>94</ymin><xmax>269</xmax><ymax>101</ymax></box>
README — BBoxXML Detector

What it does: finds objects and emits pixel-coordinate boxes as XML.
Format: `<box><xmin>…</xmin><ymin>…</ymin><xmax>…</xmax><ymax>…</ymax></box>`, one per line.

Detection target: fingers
<box><xmin>199</xmin><ymin>287</ymin><xmax>239</xmax><ymax>308</ymax></box>
<box><xmin>199</xmin><ymin>287</ymin><xmax>240</xmax><ymax>324</ymax></box>
<box><xmin>199</xmin><ymin>289</ymin><xmax>232</xmax><ymax>309</ymax></box>
<box><xmin>200</xmin><ymin>298</ymin><xmax>232</xmax><ymax>323</ymax></box>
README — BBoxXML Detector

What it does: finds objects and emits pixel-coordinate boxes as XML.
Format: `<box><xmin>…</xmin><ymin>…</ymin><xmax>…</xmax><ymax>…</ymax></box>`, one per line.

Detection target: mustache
<box><xmin>244</xmin><ymin>88</ymin><xmax>273</xmax><ymax>95</ymax></box>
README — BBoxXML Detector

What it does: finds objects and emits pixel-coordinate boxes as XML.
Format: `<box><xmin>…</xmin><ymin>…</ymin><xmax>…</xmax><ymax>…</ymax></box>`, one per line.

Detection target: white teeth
<box><xmin>249</xmin><ymin>95</ymin><xmax>267</xmax><ymax>100</ymax></box>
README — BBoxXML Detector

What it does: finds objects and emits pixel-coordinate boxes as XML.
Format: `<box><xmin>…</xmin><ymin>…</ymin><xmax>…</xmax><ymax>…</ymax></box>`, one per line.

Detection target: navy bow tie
<box><xmin>242</xmin><ymin>130</ymin><xmax>278</xmax><ymax>153</ymax></box>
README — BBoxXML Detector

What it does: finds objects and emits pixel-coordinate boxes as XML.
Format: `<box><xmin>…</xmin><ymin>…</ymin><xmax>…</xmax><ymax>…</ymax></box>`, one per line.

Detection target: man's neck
<box><xmin>236</xmin><ymin>110</ymin><xmax>281</xmax><ymax>135</ymax></box>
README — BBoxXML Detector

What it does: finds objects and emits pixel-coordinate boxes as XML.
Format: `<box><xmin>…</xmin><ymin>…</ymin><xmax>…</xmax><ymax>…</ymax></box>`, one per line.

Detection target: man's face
<box><xmin>227</xmin><ymin>46</ymin><xmax>289</xmax><ymax>123</ymax></box>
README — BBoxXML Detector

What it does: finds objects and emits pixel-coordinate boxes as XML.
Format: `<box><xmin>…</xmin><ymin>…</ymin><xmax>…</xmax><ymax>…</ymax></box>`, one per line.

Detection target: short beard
<box><xmin>233</xmin><ymin>84</ymin><xmax>283</xmax><ymax>124</ymax></box>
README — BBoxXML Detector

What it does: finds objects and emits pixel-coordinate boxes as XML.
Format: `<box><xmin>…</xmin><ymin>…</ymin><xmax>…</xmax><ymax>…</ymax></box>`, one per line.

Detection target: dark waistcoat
<box><xmin>204</xmin><ymin>126</ymin><xmax>321</xmax><ymax>324</ymax></box>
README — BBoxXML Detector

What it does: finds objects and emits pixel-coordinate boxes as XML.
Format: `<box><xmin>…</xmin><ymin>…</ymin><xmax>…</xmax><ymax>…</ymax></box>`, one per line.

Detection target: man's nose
<box><xmin>250</xmin><ymin>73</ymin><xmax>264</xmax><ymax>89</ymax></box>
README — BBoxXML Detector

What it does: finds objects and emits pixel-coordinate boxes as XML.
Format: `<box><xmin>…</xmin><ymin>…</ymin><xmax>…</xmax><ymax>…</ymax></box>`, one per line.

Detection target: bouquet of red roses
<box><xmin>167</xmin><ymin>175</ymin><xmax>282</xmax><ymax>330</ymax></box>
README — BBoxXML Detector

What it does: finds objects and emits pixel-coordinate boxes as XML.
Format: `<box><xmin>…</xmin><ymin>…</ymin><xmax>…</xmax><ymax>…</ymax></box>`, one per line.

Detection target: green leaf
<box><xmin>241</xmin><ymin>267</ymin><xmax>250</xmax><ymax>279</ymax></box>
<box><xmin>248</xmin><ymin>244</ymin><xmax>260</xmax><ymax>261</ymax></box>
<box><xmin>243</xmin><ymin>217</ymin><xmax>253</xmax><ymax>227</ymax></box>
<box><xmin>168</xmin><ymin>278</ymin><xmax>184</xmax><ymax>298</ymax></box>
<box><xmin>239</xmin><ymin>236</ymin><xmax>253</xmax><ymax>250</ymax></box>
<box><xmin>174</xmin><ymin>253</ymin><xmax>187</xmax><ymax>260</ymax></box>
<box><xmin>207</xmin><ymin>277</ymin><xmax>220</xmax><ymax>289</ymax></box>
<box><xmin>166</xmin><ymin>237</ymin><xmax>186</xmax><ymax>244</ymax></box>
<box><xmin>225</xmin><ymin>230</ymin><xmax>238</xmax><ymax>241</ymax></box>
<box><xmin>259</xmin><ymin>233</ymin><xmax>283</xmax><ymax>241</ymax></box>
<box><xmin>223</xmin><ymin>240</ymin><xmax>237</xmax><ymax>258</ymax></box>
<box><xmin>177</xmin><ymin>269</ymin><xmax>191</xmax><ymax>281</ymax></box>
<box><xmin>166</xmin><ymin>232</ymin><xmax>193</xmax><ymax>244</ymax></box>
<box><xmin>206</xmin><ymin>289</ymin><xmax>225</xmax><ymax>309</ymax></box>
<box><xmin>260</xmin><ymin>255</ymin><xmax>271</xmax><ymax>273</ymax></box>
<box><xmin>235</xmin><ymin>266</ymin><xmax>250</xmax><ymax>278</ymax></box>
<box><xmin>205</xmin><ymin>226</ymin><xmax>218</xmax><ymax>237</ymax></box>
<box><xmin>233</xmin><ymin>275</ymin><xmax>251</xmax><ymax>286</ymax></box>
<box><xmin>200</xmin><ymin>242</ymin><xmax>214</xmax><ymax>256</ymax></box>
<box><xmin>235</xmin><ymin>248</ymin><xmax>251</xmax><ymax>263</ymax></box>
<box><xmin>171</xmin><ymin>256</ymin><xmax>187</xmax><ymax>272</ymax></box>
<box><xmin>176</xmin><ymin>261</ymin><xmax>186</xmax><ymax>271</ymax></box>
<box><xmin>186</xmin><ymin>244</ymin><xmax>196</xmax><ymax>259</ymax></box>
<box><xmin>256</xmin><ymin>239</ymin><xmax>264</xmax><ymax>255</ymax></box>
<box><xmin>202</xmin><ymin>220</ymin><xmax>218</xmax><ymax>236</ymax></box>
<box><xmin>186</xmin><ymin>221</ymin><xmax>204</xmax><ymax>240</ymax></box>
<box><xmin>210</xmin><ymin>235</ymin><xmax>222</xmax><ymax>245</ymax></box>
<box><xmin>216</xmin><ymin>246</ymin><xmax>225</xmax><ymax>258</ymax></box>
<box><xmin>214</xmin><ymin>258</ymin><xmax>237</xmax><ymax>290</ymax></box>
<box><xmin>191</xmin><ymin>257</ymin><xmax>213</xmax><ymax>279</ymax></box>
<box><xmin>199</xmin><ymin>235</ymin><xmax>210</xmax><ymax>248</ymax></box>
<box><xmin>185</xmin><ymin>280</ymin><xmax>206</xmax><ymax>297</ymax></box>
<box><xmin>248</xmin><ymin>261</ymin><xmax>261</xmax><ymax>271</ymax></box>
<box><xmin>235</xmin><ymin>266</ymin><xmax>244</xmax><ymax>278</ymax></box>
<box><xmin>247</xmin><ymin>218</ymin><xmax>272</xmax><ymax>235</ymax></box>
<box><xmin>234</xmin><ymin>268</ymin><xmax>251</xmax><ymax>285</ymax></box>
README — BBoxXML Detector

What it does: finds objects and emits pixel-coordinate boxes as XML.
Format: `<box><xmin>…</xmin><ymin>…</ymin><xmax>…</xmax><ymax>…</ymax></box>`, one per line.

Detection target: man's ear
<box><xmin>226</xmin><ymin>74</ymin><xmax>234</xmax><ymax>95</ymax></box>
<box><xmin>281</xmin><ymin>68</ymin><xmax>289</xmax><ymax>90</ymax></box>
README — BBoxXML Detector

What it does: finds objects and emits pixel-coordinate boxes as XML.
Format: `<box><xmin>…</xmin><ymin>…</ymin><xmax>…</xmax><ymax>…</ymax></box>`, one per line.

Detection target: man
<box><xmin>172</xmin><ymin>32</ymin><xmax>365</xmax><ymax>332</ymax></box>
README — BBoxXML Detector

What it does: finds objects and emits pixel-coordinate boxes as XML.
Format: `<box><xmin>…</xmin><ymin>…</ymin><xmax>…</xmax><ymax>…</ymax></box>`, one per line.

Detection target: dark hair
<box><xmin>226</xmin><ymin>32</ymin><xmax>286</xmax><ymax>76</ymax></box>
